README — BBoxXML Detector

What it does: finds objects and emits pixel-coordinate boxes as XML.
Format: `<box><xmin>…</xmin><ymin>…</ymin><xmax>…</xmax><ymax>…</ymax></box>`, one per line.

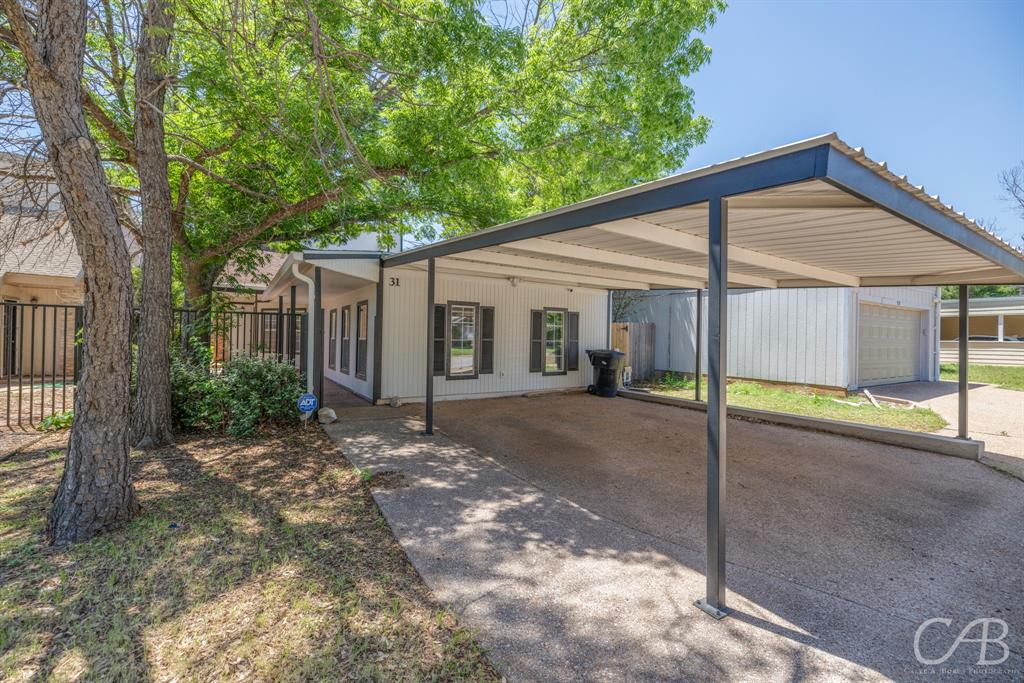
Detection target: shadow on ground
<box><xmin>325</xmin><ymin>394</ymin><xmax>1024</xmax><ymax>681</ymax></box>
<box><xmin>0</xmin><ymin>429</ymin><xmax>497</xmax><ymax>681</ymax></box>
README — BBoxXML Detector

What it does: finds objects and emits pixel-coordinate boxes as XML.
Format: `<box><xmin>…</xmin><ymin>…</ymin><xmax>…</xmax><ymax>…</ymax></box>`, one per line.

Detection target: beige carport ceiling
<box><xmin>385</xmin><ymin>134</ymin><xmax>1024</xmax><ymax>288</ymax></box>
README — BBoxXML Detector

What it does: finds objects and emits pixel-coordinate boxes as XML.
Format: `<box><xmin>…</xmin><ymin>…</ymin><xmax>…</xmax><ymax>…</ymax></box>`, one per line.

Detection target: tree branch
<box><xmin>81</xmin><ymin>90</ymin><xmax>136</xmax><ymax>164</ymax></box>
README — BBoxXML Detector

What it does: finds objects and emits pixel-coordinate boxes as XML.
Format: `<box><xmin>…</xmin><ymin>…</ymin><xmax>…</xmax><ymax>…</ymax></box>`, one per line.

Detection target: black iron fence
<box><xmin>2</xmin><ymin>302</ymin><xmax>80</xmax><ymax>430</ymax></box>
<box><xmin>1</xmin><ymin>304</ymin><xmax>308</xmax><ymax>430</ymax></box>
<box><xmin>170</xmin><ymin>308</ymin><xmax>307</xmax><ymax>370</ymax></box>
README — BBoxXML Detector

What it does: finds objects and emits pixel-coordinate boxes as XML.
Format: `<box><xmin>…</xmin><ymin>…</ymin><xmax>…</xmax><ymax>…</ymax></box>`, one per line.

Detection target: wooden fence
<box><xmin>940</xmin><ymin>340</ymin><xmax>1024</xmax><ymax>367</ymax></box>
<box><xmin>610</xmin><ymin>322</ymin><xmax>655</xmax><ymax>381</ymax></box>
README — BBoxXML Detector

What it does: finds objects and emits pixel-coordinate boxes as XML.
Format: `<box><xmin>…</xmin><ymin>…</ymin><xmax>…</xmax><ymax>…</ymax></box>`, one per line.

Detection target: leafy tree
<box><xmin>163</xmin><ymin>0</ymin><xmax>725</xmax><ymax>300</ymax></box>
<box><xmin>940</xmin><ymin>285</ymin><xmax>1022</xmax><ymax>300</ymax></box>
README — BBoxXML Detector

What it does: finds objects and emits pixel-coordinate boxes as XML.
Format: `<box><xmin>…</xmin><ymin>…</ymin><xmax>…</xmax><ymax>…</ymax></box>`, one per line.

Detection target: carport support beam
<box><xmin>424</xmin><ymin>257</ymin><xmax>435</xmax><ymax>436</ymax></box>
<box><xmin>958</xmin><ymin>285</ymin><xmax>969</xmax><ymax>439</ymax></box>
<box><xmin>694</xmin><ymin>289</ymin><xmax>702</xmax><ymax>402</ymax></box>
<box><xmin>696</xmin><ymin>197</ymin><xmax>730</xmax><ymax>620</ymax></box>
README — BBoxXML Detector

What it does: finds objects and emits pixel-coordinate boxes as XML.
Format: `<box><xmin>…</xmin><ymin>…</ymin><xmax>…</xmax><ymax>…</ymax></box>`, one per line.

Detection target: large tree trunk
<box><xmin>131</xmin><ymin>0</ymin><xmax>175</xmax><ymax>449</ymax></box>
<box><xmin>180</xmin><ymin>253</ymin><xmax>221</xmax><ymax>345</ymax></box>
<box><xmin>1</xmin><ymin>0</ymin><xmax>138</xmax><ymax>542</ymax></box>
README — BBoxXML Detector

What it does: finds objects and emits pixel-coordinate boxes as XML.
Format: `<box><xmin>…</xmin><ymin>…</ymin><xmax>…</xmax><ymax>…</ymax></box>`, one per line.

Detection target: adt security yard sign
<box><xmin>297</xmin><ymin>393</ymin><xmax>318</xmax><ymax>414</ymax></box>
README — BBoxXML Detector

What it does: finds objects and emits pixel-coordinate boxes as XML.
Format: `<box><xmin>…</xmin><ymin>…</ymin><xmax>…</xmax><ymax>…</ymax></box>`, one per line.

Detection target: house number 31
<box><xmin>389</xmin><ymin>277</ymin><xmax>400</xmax><ymax>286</ymax></box>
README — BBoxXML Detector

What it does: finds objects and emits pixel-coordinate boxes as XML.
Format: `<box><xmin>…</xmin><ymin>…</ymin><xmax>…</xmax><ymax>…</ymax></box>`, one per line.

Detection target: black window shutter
<box><xmin>480</xmin><ymin>307</ymin><xmax>495</xmax><ymax>374</ymax></box>
<box><xmin>567</xmin><ymin>311</ymin><xmax>579</xmax><ymax>371</ymax></box>
<box><xmin>433</xmin><ymin>304</ymin><xmax>446</xmax><ymax>376</ymax></box>
<box><xmin>529</xmin><ymin>310</ymin><xmax>543</xmax><ymax>373</ymax></box>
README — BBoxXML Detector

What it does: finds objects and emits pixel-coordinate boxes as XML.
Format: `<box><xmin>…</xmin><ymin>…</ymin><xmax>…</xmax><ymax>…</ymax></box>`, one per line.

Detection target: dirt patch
<box><xmin>0</xmin><ymin>427</ymin><xmax>499</xmax><ymax>681</ymax></box>
<box><xmin>368</xmin><ymin>469</ymin><xmax>407</xmax><ymax>489</ymax></box>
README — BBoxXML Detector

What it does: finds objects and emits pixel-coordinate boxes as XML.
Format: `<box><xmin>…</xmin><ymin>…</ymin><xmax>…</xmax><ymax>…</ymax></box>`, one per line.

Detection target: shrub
<box><xmin>37</xmin><ymin>410</ymin><xmax>74</xmax><ymax>432</ymax></box>
<box><xmin>170</xmin><ymin>342</ymin><xmax>303</xmax><ymax>436</ymax></box>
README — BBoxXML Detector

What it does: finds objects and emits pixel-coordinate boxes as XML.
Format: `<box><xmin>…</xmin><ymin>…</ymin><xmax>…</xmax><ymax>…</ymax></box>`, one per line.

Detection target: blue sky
<box><xmin>682</xmin><ymin>0</ymin><xmax>1024</xmax><ymax>245</ymax></box>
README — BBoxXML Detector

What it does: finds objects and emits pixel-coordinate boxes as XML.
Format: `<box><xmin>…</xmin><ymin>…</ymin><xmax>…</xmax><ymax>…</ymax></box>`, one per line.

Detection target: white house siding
<box><xmin>625</xmin><ymin>286</ymin><xmax>939</xmax><ymax>389</ymax></box>
<box><xmin>380</xmin><ymin>267</ymin><xmax>608</xmax><ymax>402</ymax></box>
<box><xmin>627</xmin><ymin>289</ymin><xmax>849</xmax><ymax>388</ymax></box>
<box><xmin>321</xmin><ymin>282</ymin><xmax>377</xmax><ymax>400</ymax></box>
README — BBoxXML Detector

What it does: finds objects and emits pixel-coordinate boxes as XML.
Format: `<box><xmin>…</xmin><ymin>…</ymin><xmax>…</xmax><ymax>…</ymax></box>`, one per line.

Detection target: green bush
<box><xmin>170</xmin><ymin>342</ymin><xmax>303</xmax><ymax>436</ymax></box>
<box><xmin>37</xmin><ymin>410</ymin><xmax>74</xmax><ymax>432</ymax></box>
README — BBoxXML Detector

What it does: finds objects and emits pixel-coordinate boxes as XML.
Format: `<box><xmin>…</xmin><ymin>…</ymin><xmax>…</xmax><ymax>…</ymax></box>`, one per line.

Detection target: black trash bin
<box><xmin>586</xmin><ymin>349</ymin><xmax>626</xmax><ymax>397</ymax></box>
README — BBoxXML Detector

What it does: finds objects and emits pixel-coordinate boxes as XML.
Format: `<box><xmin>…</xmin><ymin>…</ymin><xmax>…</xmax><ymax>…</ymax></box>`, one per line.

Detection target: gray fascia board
<box><xmin>383</xmin><ymin>145</ymin><xmax>830</xmax><ymax>267</ymax></box>
<box><xmin>302</xmin><ymin>251</ymin><xmax>384</xmax><ymax>260</ymax></box>
<box><xmin>824</xmin><ymin>148</ymin><xmax>1024</xmax><ymax>280</ymax></box>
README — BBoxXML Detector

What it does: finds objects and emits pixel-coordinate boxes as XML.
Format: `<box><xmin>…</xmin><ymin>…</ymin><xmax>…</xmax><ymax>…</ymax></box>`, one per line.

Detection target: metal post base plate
<box><xmin>694</xmin><ymin>599</ymin><xmax>732</xmax><ymax>620</ymax></box>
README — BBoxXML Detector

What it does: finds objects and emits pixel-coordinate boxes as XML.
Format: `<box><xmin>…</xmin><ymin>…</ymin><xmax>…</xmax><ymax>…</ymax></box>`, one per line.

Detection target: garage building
<box><xmin>623</xmin><ymin>285</ymin><xmax>941</xmax><ymax>389</ymax></box>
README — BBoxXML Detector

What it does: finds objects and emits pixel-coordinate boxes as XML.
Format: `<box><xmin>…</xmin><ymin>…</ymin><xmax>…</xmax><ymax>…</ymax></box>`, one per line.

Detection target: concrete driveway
<box><xmin>324</xmin><ymin>394</ymin><xmax>1024</xmax><ymax>681</ymax></box>
<box><xmin>875</xmin><ymin>381</ymin><xmax>1023</xmax><ymax>475</ymax></box>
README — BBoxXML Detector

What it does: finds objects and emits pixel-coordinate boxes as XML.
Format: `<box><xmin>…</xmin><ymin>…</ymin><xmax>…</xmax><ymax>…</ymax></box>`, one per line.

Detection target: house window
<box><xmin>355</xmin><ymin>300</ymin><xmax>368</xmax><ymax>379</ymax></box>
<box><xmin>340</xmin><ymin>305</ymin><xmax>351</xmax><ymax>374</ymax></box>
<box><xmin>544</xmin><ymin>309</ymin><xmax>566</xmax><ymax>374</ymax></box>
<box><xmin>448</xmin><ymin>302</ymin><xmax>478</xmax><ymax>379</ymax></box>
<box><xmin>530</xmin><ymin>308</ymin><xmax>579</xmax><ymax>374</ymax></box>
<box><xmin>433</xmin><ymin>303</ymin><xmax>495</xmax><ymax>379</ymax></box>
<box><xmin>328</xmin><ymin>309</ymin><xmax>337</xmax><ymax>369</ymax></box>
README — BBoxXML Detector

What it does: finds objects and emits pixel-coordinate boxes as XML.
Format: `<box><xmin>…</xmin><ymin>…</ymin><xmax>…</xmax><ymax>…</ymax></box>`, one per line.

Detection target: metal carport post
<box><xmin>424</xmin><ymin>257</ymin><xmax>436</xmax><ymax>436</ymax></box>
<box><xmin>958</xmin><ymin>285</ymin><xmax>969</xmax><ymax>439</ymax></box>
<box><xmin>695</xmin><ymin>197</ymin><xmax>730</xmax><ymax>619</ymax></box>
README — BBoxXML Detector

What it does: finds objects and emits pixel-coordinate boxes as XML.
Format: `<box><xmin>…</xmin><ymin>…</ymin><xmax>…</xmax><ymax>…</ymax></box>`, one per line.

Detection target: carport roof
<box><xmin>383</xmin><ymin>134</ymin><xmax>1024</xmax><ymax>290</ymax></box>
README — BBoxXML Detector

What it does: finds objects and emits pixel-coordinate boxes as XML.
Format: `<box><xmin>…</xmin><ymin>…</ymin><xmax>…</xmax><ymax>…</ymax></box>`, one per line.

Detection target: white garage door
<box><xmin>857</xmin><ymin>304</ymin><xmax>923</xmax><ymax>386</ymax></box>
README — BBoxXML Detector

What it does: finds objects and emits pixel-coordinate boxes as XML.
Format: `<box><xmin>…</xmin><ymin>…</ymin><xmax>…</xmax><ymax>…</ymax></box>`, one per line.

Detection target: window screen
<box><xmin>448</xmin><ymin>303</ymin><xmax>477</xmax><ymax>379</ymax></box>
<box><xmin>544</xmin><ymin>309</ymin><xmax>566</xmax><ymax>374</ymax></box>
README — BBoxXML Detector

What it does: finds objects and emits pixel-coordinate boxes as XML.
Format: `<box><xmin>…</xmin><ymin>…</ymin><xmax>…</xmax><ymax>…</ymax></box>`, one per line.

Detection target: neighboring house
<box><xmin>620</xmin><ymin>287</ymin><xmax>941</xmax><ymax>390</ymax></box>
<box><xmin>215</xmin><ymin>250</ymin><xmax>290</xmax><ymax>309</ymax></box>
<box><xmin>0</xmin><ymin>212</ymin><xmax>83</xmax><ymax>380</ymax></box>
<box><xmin>261</xmin><ymin>245</ymin><xmax>605</xmax><ymax>405</ymax></box>
<box><xmin>940</xmin><ymin>295</ymin><xmax>1024</xmax><ymax>366</ymax></box>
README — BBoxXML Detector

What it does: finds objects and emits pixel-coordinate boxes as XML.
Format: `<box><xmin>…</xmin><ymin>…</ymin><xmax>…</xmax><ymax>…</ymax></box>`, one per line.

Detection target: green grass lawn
<box><xmin>636</xmin><ymin>373</ymin><xmax>947</xmax><ymax>432</ymax></box>
<box><xmin>0</xmin><ymin>429</ymin><xmax>498</xmax><ymax>681</ymax></box>
<box><xmin>939</xmin><ymin>363</ymin><xmax>1024</xmax><ymax>391</ymax></box>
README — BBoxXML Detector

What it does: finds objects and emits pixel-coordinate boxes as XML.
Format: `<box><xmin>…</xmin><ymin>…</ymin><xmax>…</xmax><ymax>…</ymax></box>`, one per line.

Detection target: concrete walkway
<box><xmin>876</xmin><ymin>381</ymin><xmax>1024</xmax><ymax>477</ymax></box>
<box><xmin>323</xmin><ymin>396</ymin><xmax>1023</xmax><ymax>681</ymax></box>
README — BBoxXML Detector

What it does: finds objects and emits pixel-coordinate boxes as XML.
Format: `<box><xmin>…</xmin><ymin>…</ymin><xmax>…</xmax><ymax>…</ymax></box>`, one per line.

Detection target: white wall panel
<box><xmin>626</xmin><ymin>286</ymin><xmax>939</xmax><ymax>388</ymax></box>
<box><xmin>626</xmin><ymin>288</ymin><xmax>851</xmax><ymax>387</ymax></box>
<box><xmin>381</xmin><ymin>267</ymin><xmax>607</xmax><ymax>401</ymax></box>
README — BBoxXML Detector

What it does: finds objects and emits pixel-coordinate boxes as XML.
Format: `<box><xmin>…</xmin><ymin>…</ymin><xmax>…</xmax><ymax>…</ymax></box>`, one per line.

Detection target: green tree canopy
<box><xmin>6</xmin><ymin>0</ymin><xmax>727</xmax><ymax>298</ymax></box>
<box><xmin>940</xmin><ymin>285</ymin><xmax>1022</xmax><ymax>299</ymax></box>
<box><xmin>155</xmin><ymin>0</ymin><xmax>724</xmax><ymax>295</ymax></box>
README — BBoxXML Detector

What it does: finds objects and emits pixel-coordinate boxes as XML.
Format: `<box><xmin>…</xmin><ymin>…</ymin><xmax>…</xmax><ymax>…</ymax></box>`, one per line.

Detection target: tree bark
<box><xmin>131</xmin><ymin>0</ymin><xmax>175</xmax><ymax>449</ymax></box>
<box><xmin>180</xmin><ymin>252</ymin><xmax>221</xmax><ymax>345</ymax></box>
<box><xmin>1</xmin><ymin>0</ymin><xmax>138</xmax><ymax>543</ymax></box>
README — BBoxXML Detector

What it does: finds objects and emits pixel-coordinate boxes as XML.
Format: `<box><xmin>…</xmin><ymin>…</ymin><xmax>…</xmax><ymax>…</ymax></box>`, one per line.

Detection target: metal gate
<box><xmin>1</xmin><ymin>304</ymin><xmax>307</xmax><ymax>431</ymax></box>
<box><xmin>1</xmin><ymin>303</ymin><xmax>81</xmax><ymax>429</ymax></box>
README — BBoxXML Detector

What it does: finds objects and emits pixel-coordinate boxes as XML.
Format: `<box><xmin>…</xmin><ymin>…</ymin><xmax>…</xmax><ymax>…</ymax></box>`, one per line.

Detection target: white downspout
<box><xmin>292</xmin><ymin>261</ymin><xmax>316</xmax><ymax>394</ymax></box>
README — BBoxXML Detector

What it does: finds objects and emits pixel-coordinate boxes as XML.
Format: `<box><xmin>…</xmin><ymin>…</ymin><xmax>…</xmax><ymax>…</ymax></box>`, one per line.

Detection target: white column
<box><xmin>997</xmin><ymin>314</ymin><xmax>1005</xmax><ymax>342</ymax></box>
